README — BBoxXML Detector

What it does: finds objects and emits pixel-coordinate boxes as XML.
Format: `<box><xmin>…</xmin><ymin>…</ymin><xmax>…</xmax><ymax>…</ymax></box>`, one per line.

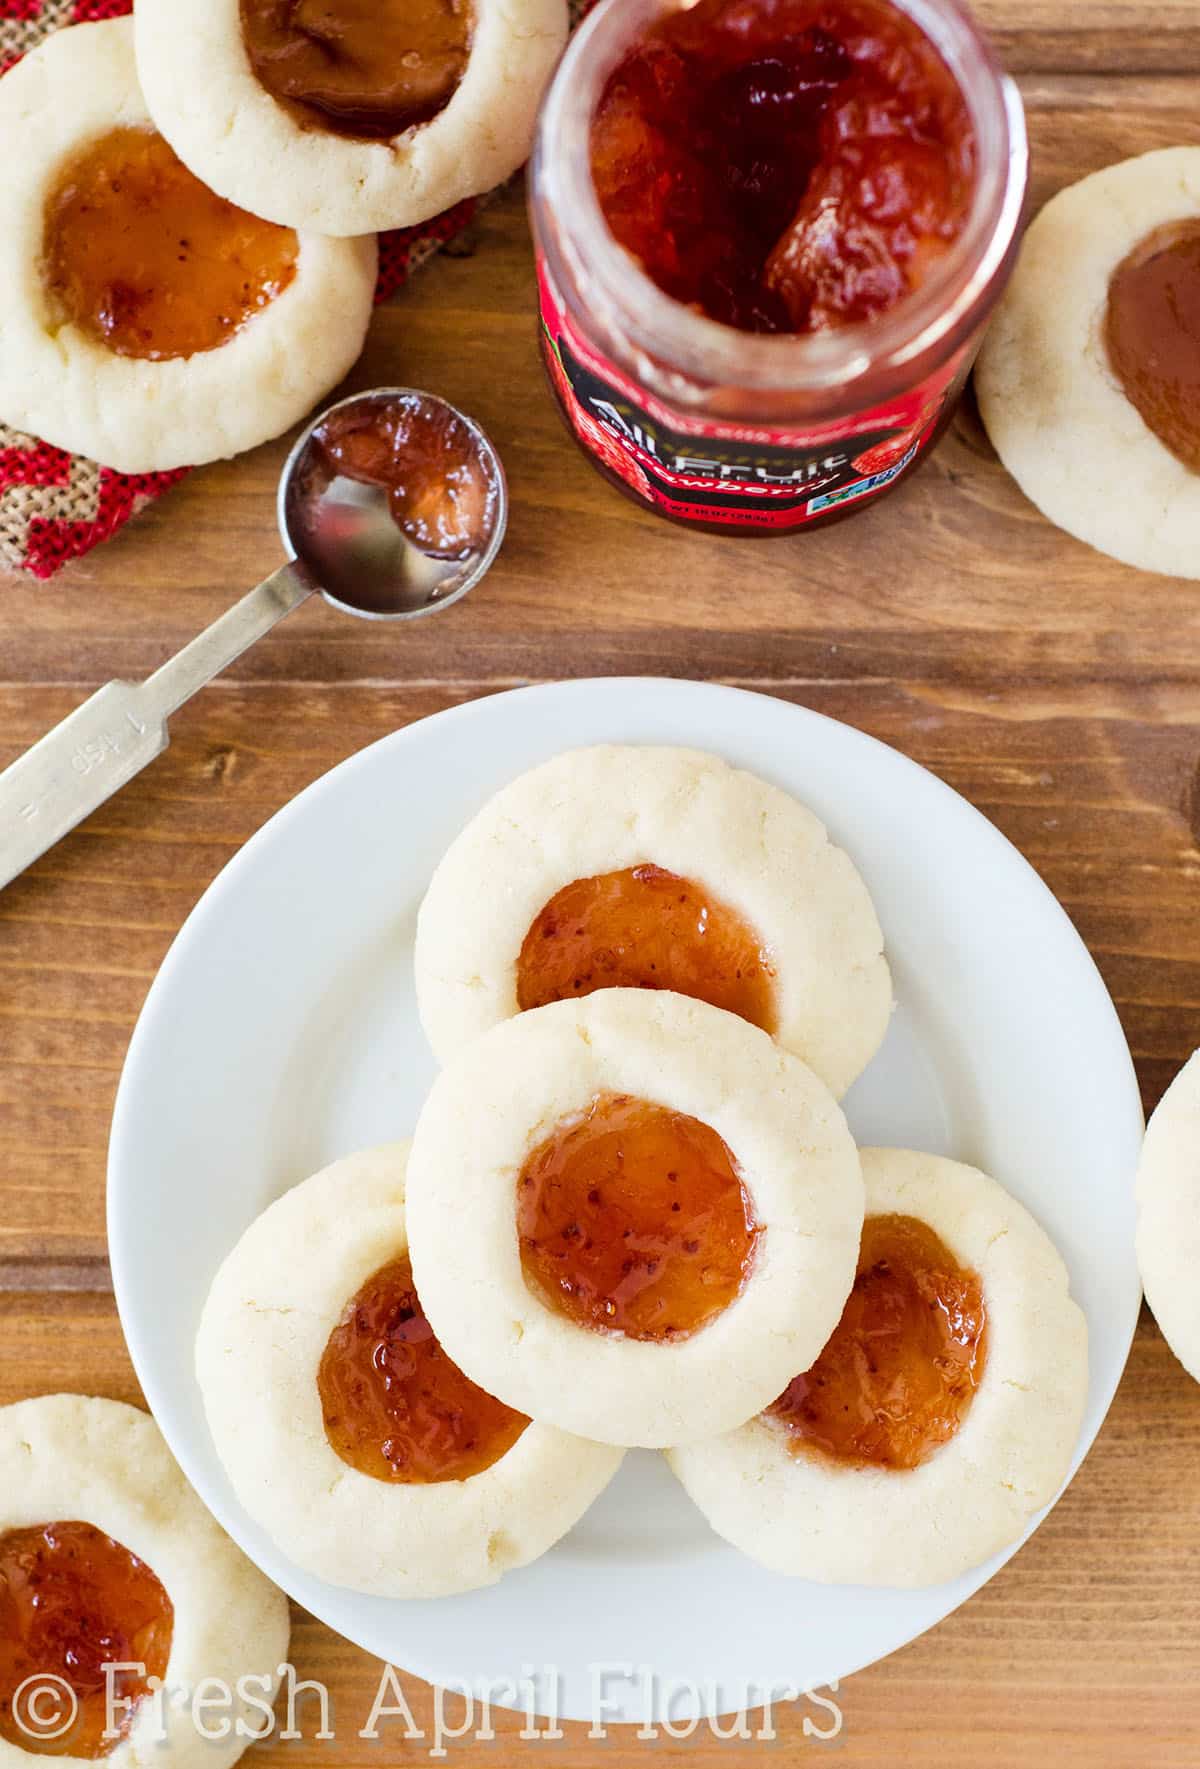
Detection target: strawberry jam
<box><xmin>517</xmin><ymin>1092</ymin><xmax>760</xmax><ymax>1340</ymax></box>
<box><xmin>42</xmin><ymin>127</ymin><xmax>298</xmax><ymax>361</ymax></box>
<box><xmin>308</xmin><ymin>395</ymin><xmax>498</xmax><ymax>557</ymax></box>
<box><xmin>241</xmin><ymin>0</ymin><xmax>473</xmax><ymax>139</ymax></box>
<box><xmin>1106</xmin><ymin>219</ymin><xmax>1200</xmax><ymax>476</ymax></box>
<box><xmin>318</xmin><ymin>1253</ymin><xmax>529</xmax><ymax>1483</ymax></box>
<box><xmin>0</xmin><ymin>1521</ymin><xmax>173</xmax><ymax>1759</ymax></box>
<box><xmin>517</xmin><ymin>865</ymin><xmax>777</xmax><ymax>1030</ymax></box>
<box><xmin>589</xmin><ymin>0</ymin><xmax>976</xmax><ymax>333</ymax></box>
<box><xmin>769</xmin><ymin>1212</ymin><xmax>988</xmax><ymax>1469</ymax></box>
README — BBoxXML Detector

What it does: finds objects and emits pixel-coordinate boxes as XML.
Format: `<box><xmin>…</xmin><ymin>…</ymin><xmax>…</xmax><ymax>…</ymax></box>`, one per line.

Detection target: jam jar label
<box><xmin>538</xmin><ymin>259</ymin><xmax>971</xmax><ymax>530</ymax></box>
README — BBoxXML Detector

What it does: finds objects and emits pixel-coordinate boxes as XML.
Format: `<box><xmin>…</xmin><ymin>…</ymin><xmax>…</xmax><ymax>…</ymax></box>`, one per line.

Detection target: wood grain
<box><xmin>4</xmin><ymin>17</ymin><xmax>1200</xmax><ymax>1764</ymax></box>
<box><xmin>1</xmin><ymin>1294</ymin><xmax>1197</xmax><ymax>1766</ymax></box>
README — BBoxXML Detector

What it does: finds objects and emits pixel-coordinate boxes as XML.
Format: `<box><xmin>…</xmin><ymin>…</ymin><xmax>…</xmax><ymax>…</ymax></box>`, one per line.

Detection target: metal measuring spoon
<box><xmin>0</xmin><ymin>388</ymin><xmax>507</xmax><ymax>892</ymax></box>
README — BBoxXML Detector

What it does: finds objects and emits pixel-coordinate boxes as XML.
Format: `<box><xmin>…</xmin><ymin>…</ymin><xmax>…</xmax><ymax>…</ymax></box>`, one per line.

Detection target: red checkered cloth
<box><xmin>0</xmin><ymin>0</ymin><xmax>485</xmax><ymax>578</ymax></box>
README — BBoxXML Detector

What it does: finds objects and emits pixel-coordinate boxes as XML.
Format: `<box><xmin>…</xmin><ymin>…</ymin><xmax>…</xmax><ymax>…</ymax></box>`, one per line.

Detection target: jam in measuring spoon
<box><xmin>286</xmin><ymin>390</ymin><xmax>506</xmax><ymax>614</ymax></box>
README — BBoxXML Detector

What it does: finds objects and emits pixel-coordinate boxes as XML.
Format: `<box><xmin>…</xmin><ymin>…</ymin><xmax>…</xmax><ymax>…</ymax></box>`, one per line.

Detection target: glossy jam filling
<box><xmin>318</xmin><ymin>1252</ymin><xmax>529</xmax><ymax>1483</ymax></box>
<box><xmin>517</xmin><ymin>1092</ymin><xmax>760</xmax><ymax>1340</ymax></box>
<box><xmin>769</xmin><ymin>1212</ymin><xmax>988</xmax><ymax>1470</ymax></box>
<box><xmin>1105</xmin><ymin>219</ymin><xmax>1200</xmax><ymax>475</ymax></box>
<box><xmin>307</xmin><ymin>396</ymin><xmax>499</xmax><ymax>558</ymax></box>
<box><xmin>41</xmin><ymin>127</ymin><xmax>298</xmax><ymax>362</ymax></box>
<box><xmin>0</xmin><ymin>1521</ymin><xmax>173</xmax><ymax>1759</ymax></box>
<box><xmin>590</xmin><ymin>0</ymin><xmax>976</xmax><ymax>334</ymax></box>
<box><xmin>516</xmin><ymin>865</ymin><xmax>778</xmax><ymax>1031</ymax></box>
<box><xmin>241</xmin><ymin>0</ymin><xmax>473</xmax><ymax>139</ymax></box>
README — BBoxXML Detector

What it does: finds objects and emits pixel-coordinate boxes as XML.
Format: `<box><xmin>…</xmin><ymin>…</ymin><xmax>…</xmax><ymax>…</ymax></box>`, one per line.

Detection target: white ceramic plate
<box><xmin>108</xmin><ymin>677</ymin><xmax>1142</xmax><ymax>1726</ymax></box>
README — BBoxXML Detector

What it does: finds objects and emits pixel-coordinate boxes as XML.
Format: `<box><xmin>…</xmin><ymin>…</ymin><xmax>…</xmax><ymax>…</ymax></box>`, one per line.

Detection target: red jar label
<box><xmin>538</xmin><ymin>258</ymin><xmax>971</xmax><ymax>530</ymax></box>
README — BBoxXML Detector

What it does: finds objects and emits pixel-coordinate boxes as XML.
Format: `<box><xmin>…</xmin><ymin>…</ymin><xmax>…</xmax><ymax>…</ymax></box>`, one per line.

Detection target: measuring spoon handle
<box><xmin>0</xmin><ymin>564</ymin><xmax>311</xmax><ymax>892</ymax></box>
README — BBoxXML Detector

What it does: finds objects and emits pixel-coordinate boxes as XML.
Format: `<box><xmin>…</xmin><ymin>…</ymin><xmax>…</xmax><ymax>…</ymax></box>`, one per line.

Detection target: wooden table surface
<box><xmin>4</xmin><ymin>4</ymin><xmax>1200</xmax><ymax>1760</ymax></box>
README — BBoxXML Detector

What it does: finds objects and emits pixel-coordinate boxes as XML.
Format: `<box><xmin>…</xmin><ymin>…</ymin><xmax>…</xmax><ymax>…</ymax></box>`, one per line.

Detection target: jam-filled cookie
<box><xmin>414</xmin><ymin>744</ymin><xmax>892</xmax><ymax>1099</ymax></box>
<box><xmin>133</xmin><ymin>0</ymin><xmax>567</xmax><ymax>235</ymax></box>
<box><xmin>1137</xmin><ymin>1049</ymin><xmax>1200</xmax><ymax>1384</ymax></box>
<box><xmin>0</xmin><ymin>1395</ymin><xmax>288</xmax><ymax>1766</ymax></box>
<box><xmin>977</xmin><ymin>148</ymin><xmax>1200</xmax><ymax>579</ymax></box>
<box><xmin>405</xmin><ymin>989</ymin><xmax>865</xmax><ymax>1448</ymax></box>
<box><xmin>668</xmin><ymin>1147</ymin><xmax>1088</xmax><ymax>1586</ymax></box>
<box><xmin>0</xmin><ymin>19</ymin><xmax>376</xmax><ymax>473</ymax></box>
<box><xmin>196</xmin><ymin>1143</ymin><xmax>622</xmax><ymax>1598</ymax></box>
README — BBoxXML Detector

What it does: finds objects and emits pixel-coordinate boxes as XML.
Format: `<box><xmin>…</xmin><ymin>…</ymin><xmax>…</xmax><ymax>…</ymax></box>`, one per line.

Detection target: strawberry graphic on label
<box><xmin>852</xmin><ymin>401</ymin><xmax>940</xmax><ymax>476</ymax></box>
<box><xmin>852</xmin><ymin>433</ymin><xmax>913</xmax><ymax>475</ymax></box>
<box><xmin>574</xmin><ymin>406</ymin><xmax>653</xmax><ymax>500</ymax></box>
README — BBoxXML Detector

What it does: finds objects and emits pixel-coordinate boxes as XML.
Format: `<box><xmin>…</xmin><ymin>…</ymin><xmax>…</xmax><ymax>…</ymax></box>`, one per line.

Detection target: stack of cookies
<box><xmin>196</xmin><ymin>745</ymin><xmax>1090</xmax><ymax>1598</ymax></box>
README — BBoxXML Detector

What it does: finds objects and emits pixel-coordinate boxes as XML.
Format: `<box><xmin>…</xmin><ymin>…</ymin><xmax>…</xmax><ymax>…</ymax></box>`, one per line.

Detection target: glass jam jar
<box><xmin>530</xmin><ymin>0</ymin><xmax>1028</xmax><ymax>533</ymax></box>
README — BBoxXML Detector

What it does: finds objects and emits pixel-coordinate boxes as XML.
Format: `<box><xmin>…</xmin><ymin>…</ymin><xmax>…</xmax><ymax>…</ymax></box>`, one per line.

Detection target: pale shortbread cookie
<box><xmin>0</xmin><ymin>1395</ymin><xmax>289</xmax><ymax>1769</ymax></box>
<box><xmin>1137</xmin><ymin>1049</ymin><xmax>1200</xmax><ymax>1383</ymax></box>
<box><xmin>196</xmin><ymin>1143</ymin><xmax>623</xmax><ymax>1599</ymax></box>
<box><xmin>414</xmin><ymin>744</ymin><xmax>892</xmax><ymax>1099</ymax></box>
<box><xmin>668</xmin><ymin>1148</ymin><xmax>1088</xmax><ymax>1586</ymax></box>
<box><xmin>976</xmin><ymin>149</ymin><xmax>1200</xmax><ymax>579</ymax></box>
<box><xmin>134</xmin><ymin>0</ymin><xmax>567</xmax><ymax>236</ymax></box>
<box><xmin>0</xmin><ymin>20</ymin><xmax>376</xmax><ymax>472</ymax></box>
<box><xmin>405</xmin><ymin>990</ymin><xmax>865</xmax><ymax>1449</ymax></box>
